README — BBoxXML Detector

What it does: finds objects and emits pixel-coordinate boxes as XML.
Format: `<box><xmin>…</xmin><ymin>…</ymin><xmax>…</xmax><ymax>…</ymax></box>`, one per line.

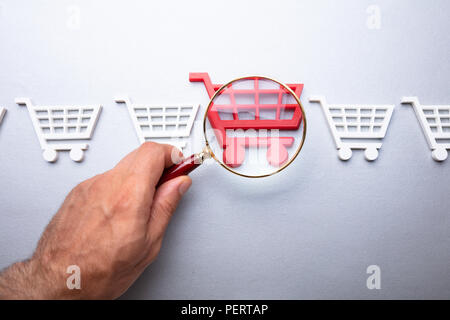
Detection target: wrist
<box><xmin>0</xmin><ymin>258</ymin><xmax>75</xmax><ymax>300</ymax></box>
<box><xmin>25</xmin><ymin>258</ymin><xmax>64</xmax><ymax>299</ymax></box>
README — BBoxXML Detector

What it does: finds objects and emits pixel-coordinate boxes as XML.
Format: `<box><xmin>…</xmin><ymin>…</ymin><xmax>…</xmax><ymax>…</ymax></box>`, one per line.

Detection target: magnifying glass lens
<box><xmin>204</xmin><ymin>77</ymin><xmax>305</xmax><ymax>177</ymax></box>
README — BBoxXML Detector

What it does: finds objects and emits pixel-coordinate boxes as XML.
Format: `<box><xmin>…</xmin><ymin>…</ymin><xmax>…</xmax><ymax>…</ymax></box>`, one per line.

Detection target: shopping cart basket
<box><xmin>0</xmin><ymin>107</ymin><xmax>5</xmax><ymax>125</ymax></box>
<box><xmin>402</xmin><ymin>97</ymin><xmax>450</xmax><ymax>161</ymax></box>
<box><xmin>115</xmin><ymin>96</ymin><xmax>199</xmax><ymax>150</ymax></box>
<box><xmin>189</xmin><ymin>72</ymin><xmax>304</xmax><ymax>167</ymax></box>
<box><xmin>16</xmin><ymin>98</ymin><xmax>102</xmax><ymax>162</ymax></box>
<box><xmin>309</xmin><ymin>96</ymin><xmax>394</xmax><ymax>161</ymax></box>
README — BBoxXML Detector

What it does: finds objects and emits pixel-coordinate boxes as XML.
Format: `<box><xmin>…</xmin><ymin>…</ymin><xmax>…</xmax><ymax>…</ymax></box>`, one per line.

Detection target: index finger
<box><xmin>131</xmin><ymin>142</ymin><xmax>183</xmax><ymax>187</ymax></box>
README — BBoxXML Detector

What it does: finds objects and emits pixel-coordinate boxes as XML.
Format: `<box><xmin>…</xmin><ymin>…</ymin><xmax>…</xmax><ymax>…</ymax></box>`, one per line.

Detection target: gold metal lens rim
<box><xmin>202</xmin><ymin>75</ymin><xmax>307</xmax><ymax>178</ymax></box>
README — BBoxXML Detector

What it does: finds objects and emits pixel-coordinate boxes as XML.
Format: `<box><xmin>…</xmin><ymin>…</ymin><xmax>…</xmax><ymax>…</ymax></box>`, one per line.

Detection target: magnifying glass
<box><xmin>157</xmin><ymin>73</ymin><xmax>307</xmax><ymax>186</ymax></box>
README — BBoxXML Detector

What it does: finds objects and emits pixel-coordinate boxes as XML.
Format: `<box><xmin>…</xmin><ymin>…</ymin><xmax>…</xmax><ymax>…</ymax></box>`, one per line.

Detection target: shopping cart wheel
<box><xmin>432</xmin><ymin>147</ymin><xmax>448</xmax><ymax>162</ymax></box>
<box><xmin>43</xmin><ymin>148</ymin><xmax>58</xmax><ymax>162</ymax></box>
<box><xmin>338</xmin><ymin>147</ymin><xmax>352</xmax><ymax>160</ymax></box>
<box><xmin>70</xmin><ymin>148</ymin><xmax>84</xmax><ymax>162</ymax></box>
<box><xmin>364</xmin><ymin>147</ymin><xmax>379</xmax><ymax>161</ymax></box>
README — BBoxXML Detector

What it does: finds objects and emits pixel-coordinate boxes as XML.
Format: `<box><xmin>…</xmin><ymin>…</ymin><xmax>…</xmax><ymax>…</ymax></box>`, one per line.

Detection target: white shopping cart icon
<box><xmin>401</xmin><ymin>97</ymin><xmax>450</xmax><ymax>161</ymax></box>
<box><xmin>309</xmin><ymin>96</ymin><xmax>394</xmax><ymax>161</ymax></box>
<box><xmin>0</xmin><ymin>107</ymin><xmax>5</xmax><ymax>125</ymax></box>
<box><xmin>16</xmin><ymin>98</ymin><xmax>102</xmax><ymax>162</ymax></box>
<box><xmin>115</xmin><ymin>96</ymin><xmax>199</xmax><ymax>150</ymax></box>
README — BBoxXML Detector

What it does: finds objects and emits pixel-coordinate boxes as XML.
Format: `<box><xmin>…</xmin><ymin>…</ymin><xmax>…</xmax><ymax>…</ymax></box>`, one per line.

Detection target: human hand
<box><xmin>0</xmin><ymin>142</ymin><xmax>192</xmax><ymax>299</ymax></box>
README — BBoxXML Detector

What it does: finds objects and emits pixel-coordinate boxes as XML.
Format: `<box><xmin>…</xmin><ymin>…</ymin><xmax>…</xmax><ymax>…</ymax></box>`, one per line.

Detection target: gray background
<box><xmin>0</xmin><ymin>0</ymin><xmax>449</xmax><ymax>299</ymax></box>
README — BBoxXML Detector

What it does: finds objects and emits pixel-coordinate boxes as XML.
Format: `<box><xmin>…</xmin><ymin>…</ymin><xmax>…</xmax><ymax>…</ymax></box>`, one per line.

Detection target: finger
<box><xmin>113</xmin><ymin>143</ymin><xmax>181</xmax><ymax>176</ymax></box>
<box><xmin>114</xmin><ymin>142</ymin><xmax>182</xmax><ymax>191</ymax></box>
<box><xmin>133</xmin><ymin>142</ymin><xmax>183</xmax><ymax>184</ymax></box>
<box><xmin>147</xmin><ymin>175</ymin><xmax>192</xmax><ymax>241</ymax></box>
<box><xmin>140</xmin><ymin>142</ymin><xmax>182</xmax><ymax>168</ymax></box>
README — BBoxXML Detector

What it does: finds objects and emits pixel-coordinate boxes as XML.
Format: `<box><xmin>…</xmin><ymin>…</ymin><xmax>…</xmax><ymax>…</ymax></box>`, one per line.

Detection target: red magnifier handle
<box><xmin>157</xmin><ymin>154</ymin><xmax>200</xmax><ymax>187</ymax></box>
<box><xmin>157</xmin><ymin>153</ymin><xmax>206</xmax><ymax>187</ymax></box>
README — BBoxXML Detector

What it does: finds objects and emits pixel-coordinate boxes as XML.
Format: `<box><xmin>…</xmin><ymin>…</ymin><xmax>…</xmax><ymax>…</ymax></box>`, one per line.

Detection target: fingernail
<box><xmin>171</xmin><ymin>148</ymin><xmax>184</xmax><ymax>164</ymax></box>
<box><xmin>178</xmin><ymin>179</ymin><xmax>192</xmax><ymax>196</ymax></box>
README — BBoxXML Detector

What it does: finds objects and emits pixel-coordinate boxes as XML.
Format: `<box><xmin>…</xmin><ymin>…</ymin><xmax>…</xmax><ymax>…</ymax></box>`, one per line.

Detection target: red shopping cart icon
<box><xmin>190</xmin><ymin>73</ymin><xmax>304</xmax><ymax>167</ymax></box>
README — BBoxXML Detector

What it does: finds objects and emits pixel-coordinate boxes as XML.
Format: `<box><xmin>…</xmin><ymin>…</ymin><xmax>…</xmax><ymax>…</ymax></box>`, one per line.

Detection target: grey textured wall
<box><xmin>0</xmin><ymin>0</ymin><xmax>449</xmax><ymax>299</ymax></box>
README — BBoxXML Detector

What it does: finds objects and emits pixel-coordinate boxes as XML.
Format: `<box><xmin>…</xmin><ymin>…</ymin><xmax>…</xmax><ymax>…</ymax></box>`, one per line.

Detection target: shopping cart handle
<box><xmin>189</xmin><ymin>72</ymin><xmax>217</xmax><ymax>98</ymax></box>
<box><xmin>189</xmin><ymin>72</ymin><xmax>210</xmax><ymax>83</ymax></box>
<box><xmin>157</xmin><ymin>154</ymin><xmax>201</xmax><ymax>187</ymax></box>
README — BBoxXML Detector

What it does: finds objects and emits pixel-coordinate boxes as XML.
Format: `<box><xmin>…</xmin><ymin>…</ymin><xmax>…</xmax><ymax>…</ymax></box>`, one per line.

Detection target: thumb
<box><xmin>148</xmin><ymin>175</ymin><xmax>192</xmax><ymax>240</ymax></box>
